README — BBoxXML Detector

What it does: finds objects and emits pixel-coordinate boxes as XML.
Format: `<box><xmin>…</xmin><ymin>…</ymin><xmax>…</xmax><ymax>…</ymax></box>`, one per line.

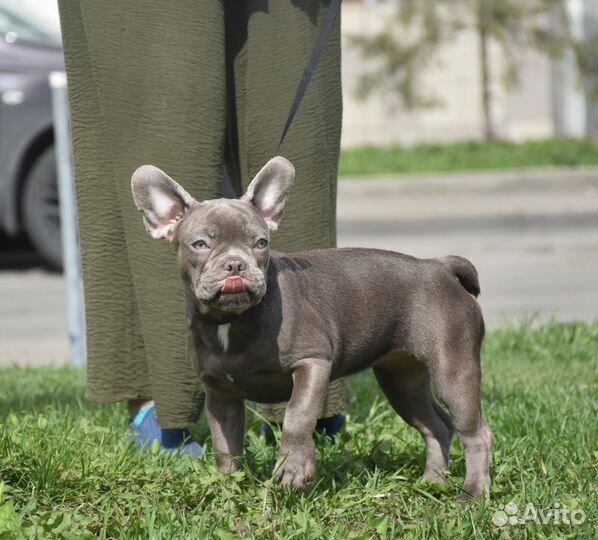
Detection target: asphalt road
<box><xmin>1</xmin><ymin>168</ymin><xmax>596</xmax><ymax>367</ymax></box>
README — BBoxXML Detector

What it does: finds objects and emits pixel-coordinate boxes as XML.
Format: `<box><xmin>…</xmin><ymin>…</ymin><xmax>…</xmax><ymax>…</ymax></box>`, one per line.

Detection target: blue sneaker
<box><xmin>315</xmin><ymin>414</ymin><xmax>345</xmax><ymax>436</ymax></box>
<box><xmin>129</xmin><ymin>402</ymin><xmax>203</xmax><ymax>458</ymax></box>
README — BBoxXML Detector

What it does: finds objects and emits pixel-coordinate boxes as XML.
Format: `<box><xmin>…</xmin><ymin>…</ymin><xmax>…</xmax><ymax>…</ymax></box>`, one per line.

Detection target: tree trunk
<box><xmin>477</xmin><ymin>0</ymin><xmax>496</xmax><ymax>141</ymax></box>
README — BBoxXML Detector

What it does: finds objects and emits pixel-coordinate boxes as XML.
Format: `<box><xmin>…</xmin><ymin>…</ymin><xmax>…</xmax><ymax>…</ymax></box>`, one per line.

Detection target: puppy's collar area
<box><xmin>193</xmin><ymin>306</ymin><xmax>253</xmax><ymax>326</ymax></box>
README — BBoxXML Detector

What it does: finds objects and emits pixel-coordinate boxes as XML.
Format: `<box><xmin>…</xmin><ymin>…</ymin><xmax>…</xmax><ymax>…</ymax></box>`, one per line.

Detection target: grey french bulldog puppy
<box><xmin>131</xmin><ymin>157</ymin><xmax>493</xmax><ymax>498</ymax></box>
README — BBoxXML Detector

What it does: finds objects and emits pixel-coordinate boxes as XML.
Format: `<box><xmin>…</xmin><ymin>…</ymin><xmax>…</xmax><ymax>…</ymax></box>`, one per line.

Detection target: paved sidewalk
<box><xmin>339</xmin><ymin>167</ymin><xmax>597</xmax><ymax>219</ymax></box>
<box><xmin>0</xmin><ymin>167</ymin><xmax>596</xmax><ymax>367</ymax></box>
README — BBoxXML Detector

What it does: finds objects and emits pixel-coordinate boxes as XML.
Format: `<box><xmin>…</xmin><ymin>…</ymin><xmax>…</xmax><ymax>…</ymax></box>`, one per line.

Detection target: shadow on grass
<box><xmin>317</xmin><ymin>448</ymin><xmax>423</xmax><ymax>487</ymax></box>
<box><xmin>240</xmin><ymin>423</ymin><xmax>444</xmax><ymax>493</ymax></box>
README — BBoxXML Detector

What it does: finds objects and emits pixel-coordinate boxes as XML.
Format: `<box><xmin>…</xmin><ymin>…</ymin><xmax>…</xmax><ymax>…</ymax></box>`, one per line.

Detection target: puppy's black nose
<box><xmin>223</xmin><ymin>259</ymin><xmax>246</xmax><ymax>275</ymax></box>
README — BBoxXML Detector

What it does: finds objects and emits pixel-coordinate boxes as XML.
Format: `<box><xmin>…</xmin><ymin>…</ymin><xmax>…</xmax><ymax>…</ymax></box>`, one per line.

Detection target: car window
<box><xmin>0</xmin><ymin>5</ymin><xmax>60</xmax><ymax>47</ymax></box>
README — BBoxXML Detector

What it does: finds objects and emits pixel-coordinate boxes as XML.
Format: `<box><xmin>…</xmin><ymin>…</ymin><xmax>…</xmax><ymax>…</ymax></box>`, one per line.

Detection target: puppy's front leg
<box><xmin>274</xmin><ymin>359</ymin><xmax>331</xmax><ymax>490</ymax></box>
<box><xmin>205</xmin><ymin>391</ymin><xmax>245</xmax><ymax>472</ymax></box>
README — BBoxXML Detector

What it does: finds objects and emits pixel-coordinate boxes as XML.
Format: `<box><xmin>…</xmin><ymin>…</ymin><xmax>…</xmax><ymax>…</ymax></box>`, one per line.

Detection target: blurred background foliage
<box><xmin>349</xmin><ymin>0</ymin><xmax>598</xmax><ymax>141</ymax></box>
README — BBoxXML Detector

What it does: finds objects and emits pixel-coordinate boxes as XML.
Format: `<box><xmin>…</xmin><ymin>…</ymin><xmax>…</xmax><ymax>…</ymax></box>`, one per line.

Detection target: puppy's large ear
<box><xmin>242</xmin><ymin>156</ymin><xmax>295</xmax><ymax>231</ymax></box>
<box><xmin>131</xmin><ymin>165</ymin><xmax>196</xmax><ymax>241</ymax></box>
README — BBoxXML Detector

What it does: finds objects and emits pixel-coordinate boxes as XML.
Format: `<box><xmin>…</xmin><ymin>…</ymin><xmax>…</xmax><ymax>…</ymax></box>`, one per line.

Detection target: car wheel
<box><xmin>22</xmin><ymin>146</ymin><xmax>63</xmax><ymax>270</ymax></box>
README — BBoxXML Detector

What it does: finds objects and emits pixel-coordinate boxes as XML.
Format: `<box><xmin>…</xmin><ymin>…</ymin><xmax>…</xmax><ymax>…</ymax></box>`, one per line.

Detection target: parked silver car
<box><xmin>0</xmin><ymin>1</ymin><xmax>64</xmax><ymax>268</ymax></box>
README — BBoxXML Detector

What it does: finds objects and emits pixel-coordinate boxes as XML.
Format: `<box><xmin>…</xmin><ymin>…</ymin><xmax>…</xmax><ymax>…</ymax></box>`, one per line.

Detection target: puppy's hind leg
<box><xmin>430</xmin><ymin>349</ymin><xmax>493</xmax><ymax>499</ymax></box>
<box><xmin>373</xmin><ymin>354</ymin><xmax>454</xmax><ymax>484</ymax></box>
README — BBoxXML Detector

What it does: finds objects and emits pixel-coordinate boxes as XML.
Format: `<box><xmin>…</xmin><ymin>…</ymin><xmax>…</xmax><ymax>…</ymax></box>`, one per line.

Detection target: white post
<box><xmin>49</xmin><ymin>71</ymin><xmax>86</xmax><ymax>367</ymax></box>
<box><xmin>563</xmin><ymin>0</ymin><xmax>587</xmax><ymax>136</ymax></box>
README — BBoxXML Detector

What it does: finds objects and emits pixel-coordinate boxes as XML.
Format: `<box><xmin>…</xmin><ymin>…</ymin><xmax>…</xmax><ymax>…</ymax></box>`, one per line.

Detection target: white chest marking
<box><xmin>217</xmin><ymin>323</ymin><xmax>231</xmax><ymax>352</ymax></box>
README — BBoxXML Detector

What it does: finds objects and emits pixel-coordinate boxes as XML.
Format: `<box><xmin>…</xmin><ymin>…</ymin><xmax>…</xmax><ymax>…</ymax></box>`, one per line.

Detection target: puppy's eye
<box><xmin>192</xmin><ymin>240</ymin><xmax>209</xmax><ymax>250</ymax></box>
<box><xmin>256</xmin><ymin>238</ymin><xmax>268</xmax><ymax>249</ymax></box>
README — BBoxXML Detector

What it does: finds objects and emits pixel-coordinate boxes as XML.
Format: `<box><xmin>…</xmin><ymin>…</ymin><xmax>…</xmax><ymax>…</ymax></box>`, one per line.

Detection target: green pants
<box><xmin>58</xmin><ymin>0</ymin><xmax>349</xmax><ymax>427</ymax></box>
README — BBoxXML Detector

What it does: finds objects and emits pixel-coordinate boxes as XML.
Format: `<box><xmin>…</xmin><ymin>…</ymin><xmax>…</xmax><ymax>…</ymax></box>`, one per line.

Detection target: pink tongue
<box><xmin>222</xmin><ymin>276</ymin><xmax>245</xmax><ymax>293</ymax></box>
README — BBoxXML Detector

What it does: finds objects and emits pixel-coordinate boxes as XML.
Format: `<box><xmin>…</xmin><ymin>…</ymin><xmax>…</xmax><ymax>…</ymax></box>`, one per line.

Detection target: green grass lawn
<box><xmin>1</xmin><ymin>322</ymin><xmax>597</xmax><ymax>539</ymax></box>
<box><xmin>339</xmin><ymin>138</ymin><xmax>598</xmax><ymax>176</ymax></box>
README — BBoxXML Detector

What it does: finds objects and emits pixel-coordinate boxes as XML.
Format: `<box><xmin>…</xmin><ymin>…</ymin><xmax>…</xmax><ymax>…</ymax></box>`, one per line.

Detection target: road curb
<box><xmin>339</xmin><ymin>167</ymin><xmax>598</xmax><ymax>197</ymax></box>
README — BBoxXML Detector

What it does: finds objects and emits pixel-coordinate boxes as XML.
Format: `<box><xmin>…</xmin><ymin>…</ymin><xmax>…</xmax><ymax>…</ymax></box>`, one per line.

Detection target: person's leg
<box><xmin>229</xmin><ymin>0</ymin><xmax>341</xmax><ymax>247</ymax></box>
<box><xmin>224</xmin><ymin>0</ymin><xmax>351</xmax><ymax>433</ymax></box>
<box><xmin>58</xmin><ymin>0</ymin><xmax>152</xmax><ymax>408</ymax></box>
<box><xmin>58</xmin><ymin>0</ymin><xmax>225</xmax><ymax>447</ymax></box>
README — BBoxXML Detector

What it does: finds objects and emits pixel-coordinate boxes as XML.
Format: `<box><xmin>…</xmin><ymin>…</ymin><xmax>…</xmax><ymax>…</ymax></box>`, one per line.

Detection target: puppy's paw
<box><xmin>422</xmin><ymin>466</ymin><xmax>447</xmax><ymax>484</ymax></box>
<box><xmin>457</xmin><ymin>478</ymin><xmax>490</xmax><ymax>504</ymax></box>
<box><xmin>215</xmin><ymin>454</ymin><xmax>241</xmax><ymax>473</ymax></box>
<box><xmin>273</xmin><ymin>442</ymin><xmax>316</xmax><ymax>490</ymax></box>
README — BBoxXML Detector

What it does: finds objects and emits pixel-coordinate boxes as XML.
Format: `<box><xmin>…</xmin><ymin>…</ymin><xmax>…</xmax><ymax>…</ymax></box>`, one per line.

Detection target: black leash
<box><xmin>275</xmin><ymin>0</ymin><xmax>342</xmax><ymax>155</ymax></box>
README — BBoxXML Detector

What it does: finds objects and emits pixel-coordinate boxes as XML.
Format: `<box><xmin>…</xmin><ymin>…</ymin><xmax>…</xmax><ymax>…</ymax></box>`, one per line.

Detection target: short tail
<box><xmin>438</xmin><ymin>255</ymin><xmax>480</xmax><ymax>297</ymax></box>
